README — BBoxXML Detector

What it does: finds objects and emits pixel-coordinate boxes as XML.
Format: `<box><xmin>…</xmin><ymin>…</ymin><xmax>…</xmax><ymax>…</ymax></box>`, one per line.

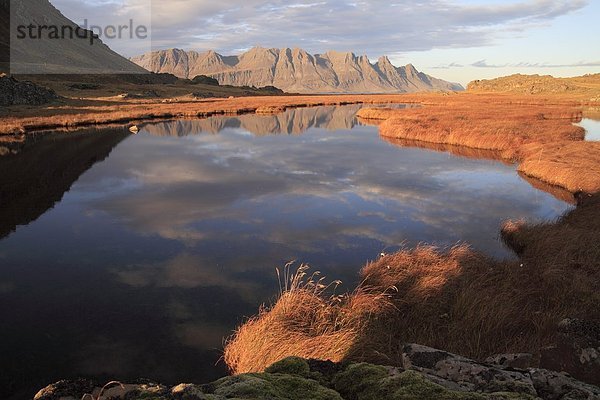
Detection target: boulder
<box><xmin>401</xmin><ymin>344</ymin><xmax>538</xmax><ymax>395</ymax></box>
<box><xmin>541</xmin><ymin>319</ymin><xmax>600</xmax><ymax>386</ymax></box>
<box><xmin>191</xmin><ymin>75</ymin><xmax>220</xmax><ymax>86</ymax></box>
<box><xmin>485</xmin><ymin>353</ymin><xmax>534</xmax><ymax>369</ymax></box>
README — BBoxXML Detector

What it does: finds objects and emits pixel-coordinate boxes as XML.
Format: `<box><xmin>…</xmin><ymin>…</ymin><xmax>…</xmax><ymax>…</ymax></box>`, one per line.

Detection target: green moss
<box><xmin>331</xmin><ymin>366</ymin><xmax>531</xmax><ymax>400</ymax></box>
<box><xmin>383</xmin><ymin>370</ymin><xmax>487</xmax><ymax>400</ymax></box>
<box><xmin>485</xmin><ymin>393</ymin><xmax>537</xmax><ymax>400</ymax></box>
<box><xmin>265</xmin><ymin>357</ymin><xmax>312</xmax><ymax>377</ymax></box>
<box><xmin>330</xmin><ymin>362</ymin><xmax>390</xmax><ymax>398</ymax></box>
<box><xmin>209</xmin><ymin>373</ymin><xmax>342</xmax><ymax>400</ymax></box>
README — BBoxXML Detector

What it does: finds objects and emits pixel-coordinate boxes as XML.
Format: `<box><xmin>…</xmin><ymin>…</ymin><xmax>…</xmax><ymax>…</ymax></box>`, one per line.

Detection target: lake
<box><xmin>0</xmin><ymin>104</ymin><xmax>573</xmax><ymax>399</ymax></box>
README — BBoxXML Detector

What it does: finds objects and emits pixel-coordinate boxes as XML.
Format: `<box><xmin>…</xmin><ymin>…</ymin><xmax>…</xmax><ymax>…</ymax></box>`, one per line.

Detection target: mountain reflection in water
<box><xmin>0</xmin><ymin>105</ymin><xmax>572</xmax><ymax>400</ymax></box>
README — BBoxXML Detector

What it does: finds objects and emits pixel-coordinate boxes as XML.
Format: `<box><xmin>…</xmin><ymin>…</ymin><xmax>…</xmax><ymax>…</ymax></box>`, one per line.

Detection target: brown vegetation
<box><xmin>358</xmin><ymin>97</ymin><xmax>600</xmax><ymax>193</ymax></box>
<box><xmin>225</xmin><ymin>193</ymin><xmax>600</xmax><ymax>374</ymax></box>
<box><xmin>224</xmin><ymin>265</ymin><xmax>391</xmax><ymax>374</ymax></box>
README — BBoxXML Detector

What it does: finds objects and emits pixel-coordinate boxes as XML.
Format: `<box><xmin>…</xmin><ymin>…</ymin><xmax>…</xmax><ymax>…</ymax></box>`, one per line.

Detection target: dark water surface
<box><xmin>0</xmin><ymin>105</ymin><xmax>572</xmax><ymax>399</ymax></box>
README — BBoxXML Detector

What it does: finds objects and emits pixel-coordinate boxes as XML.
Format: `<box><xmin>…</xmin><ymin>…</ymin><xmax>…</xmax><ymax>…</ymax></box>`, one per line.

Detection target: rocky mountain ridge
<box><xmin>468</xmin><ymin>73</ymin><xmax>600</xmax><ymax>96</ymax></box>
<box><xmin>131</xmin><ymin>47</ymin><xmax>463</xmax><ymax>93</ymax></box>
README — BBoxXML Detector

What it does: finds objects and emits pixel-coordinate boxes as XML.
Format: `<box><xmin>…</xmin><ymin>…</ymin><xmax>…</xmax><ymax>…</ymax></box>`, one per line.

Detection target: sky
<box><xmin>51</xmin><ymin>0</ymin><xmax>600</xmax><ymax>86</ymax></box>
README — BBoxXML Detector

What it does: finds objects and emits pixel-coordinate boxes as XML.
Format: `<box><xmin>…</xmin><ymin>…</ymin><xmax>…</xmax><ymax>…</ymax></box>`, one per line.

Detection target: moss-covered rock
<box><xmin>265</xmin><ymin>357</ymin><xmax>312</xmax><ymax>377</ymax></box>
<box><xmin>331</xmin><ymin>365</ymin><xmax>515</xmax><ymax>400</ymax></box>
<box><xmin>35</xmin><ymin>344</ymin><xmax>599</xmax><ymax>400</ymax></box>
<box><xmin>206</xmin><ymin>373</ymin><xmax>342</xmax><ymax>400</ymax></box>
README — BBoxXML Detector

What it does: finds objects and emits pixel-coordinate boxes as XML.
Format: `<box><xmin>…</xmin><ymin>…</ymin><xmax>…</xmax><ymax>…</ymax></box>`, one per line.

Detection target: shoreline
<box><xmin>0</xmin><ymin>94</ymin><xmax>423</xmax><ymax>136</ymax></box>
<box><xmin>2</xmin><ymin>92</ymin><xmax>599</xmax><ymax>197</ymax></box>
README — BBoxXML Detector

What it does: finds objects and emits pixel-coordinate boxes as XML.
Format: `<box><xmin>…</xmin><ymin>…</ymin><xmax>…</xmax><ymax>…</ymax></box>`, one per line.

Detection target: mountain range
<box><xmin>131</xmin><ymin>48</ymin><xmax>463</xmax><ymax>93</ymax></box>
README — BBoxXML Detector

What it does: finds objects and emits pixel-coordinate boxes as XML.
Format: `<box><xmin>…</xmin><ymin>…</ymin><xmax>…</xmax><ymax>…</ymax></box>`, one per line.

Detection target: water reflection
<box><xmin>0</xmin><ymin>105</ymin><xmax>572</xmax><ymax>400</ymax></box>
<box><xmin>0</xmin><ymin>127</ymin><xmax>130</xmax><ymax>239</ymax></box>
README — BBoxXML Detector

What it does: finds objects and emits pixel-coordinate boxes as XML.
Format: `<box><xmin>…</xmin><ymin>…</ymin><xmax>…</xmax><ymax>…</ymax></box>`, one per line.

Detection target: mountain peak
<box><xmin>325</xmin><ymin>50</ymin><xmax>357</xmax><ymax>60</ymax></box>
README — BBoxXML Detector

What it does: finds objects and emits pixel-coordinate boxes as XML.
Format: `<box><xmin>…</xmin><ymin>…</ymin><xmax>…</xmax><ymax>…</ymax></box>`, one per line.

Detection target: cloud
<box><xmin>470</xmin><ymin>59</ymin><xmax>600</xmax><ymax>68</ymax></box>
<box><xmin>431</xmin><ymin>62</ymin><xmax>465</xmax><ymax>69</ymax></box>
<box><xmin>50</xmin><ymin>0</ymin><xmax>588</xmax><ymax>57</ymax></box>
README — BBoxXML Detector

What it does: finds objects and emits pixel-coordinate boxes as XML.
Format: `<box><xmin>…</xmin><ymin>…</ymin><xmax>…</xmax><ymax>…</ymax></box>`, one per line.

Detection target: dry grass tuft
<box><xmin>223</xmin><ymin>263</ymin><xmax>391</xmax><ymax>374</ymax></box>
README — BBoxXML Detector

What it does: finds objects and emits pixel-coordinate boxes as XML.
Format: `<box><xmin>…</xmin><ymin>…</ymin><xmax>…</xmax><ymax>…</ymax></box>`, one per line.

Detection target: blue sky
<box><xmin>53</xmin><ymin>0</ymin><xmax>600</xmax><ymax>85</ymax></box>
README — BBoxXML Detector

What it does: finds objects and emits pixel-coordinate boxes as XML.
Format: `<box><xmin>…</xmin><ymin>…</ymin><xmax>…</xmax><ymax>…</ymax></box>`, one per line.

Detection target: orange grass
<box><xmin>358</xmin><ymin>97</ymin><xmax>600</xmax><ymax>193</ymax></box>
<box><xmin>224</xmin><ymin>193</ymin><xmax>600</xmax><ymax>373</ymax></box>
<box><xmin>223</xmin><ymin>264</ymin><xmax>391</xmax><ymax>374</ymax></box>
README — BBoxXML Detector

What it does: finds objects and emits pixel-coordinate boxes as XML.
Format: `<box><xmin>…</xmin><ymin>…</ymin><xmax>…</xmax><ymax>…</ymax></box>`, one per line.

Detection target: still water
<box><xmin>0</xmin><ymin>105</ymin><xmax>572</xmax><ymax>399</ymax></box>
<box><xmin>579</xmin><ymin>118</ymin><xmax>600</xmax><ymax>141</ymax></box>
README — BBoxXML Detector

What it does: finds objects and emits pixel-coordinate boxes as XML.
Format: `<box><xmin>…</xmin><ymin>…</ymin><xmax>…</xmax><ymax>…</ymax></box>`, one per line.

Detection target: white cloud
<box><xmin>50</xmin><ymin>0</ymin><xmax>588</xmax><ymax>57</ymax></box>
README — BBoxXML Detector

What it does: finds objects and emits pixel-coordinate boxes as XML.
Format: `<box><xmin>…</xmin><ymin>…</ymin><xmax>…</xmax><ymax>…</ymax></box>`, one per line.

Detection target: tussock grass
<box><xmin>517</xmin><ymin>141</ymin><xmax>600</xmax><ymax>193</ymax></box>
<box><xmin>225</xmin><ymin>193</ymin><xmax>600</xmax><ymax>373</ymax></box>
<box><xmin>224</xmin><ymin>263</ymin><xmax>392</xmax><ymax>374</ymax></box>
<box><xmin>361</xmin><ymin>98</ymin><xmax>600</xmax><ymax>193</ymax></box>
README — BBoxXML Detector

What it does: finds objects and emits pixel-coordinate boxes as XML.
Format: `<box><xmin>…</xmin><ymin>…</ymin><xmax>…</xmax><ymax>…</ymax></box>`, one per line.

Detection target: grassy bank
<box><xmin>225</xmin><ymin>193</ymin><xmax>600</xmax><ymax>374</ymax></box>
<box><xmin>357</xmin><ymin>97</ymin><xmax>600</xmax><ymax>193</ymax></box>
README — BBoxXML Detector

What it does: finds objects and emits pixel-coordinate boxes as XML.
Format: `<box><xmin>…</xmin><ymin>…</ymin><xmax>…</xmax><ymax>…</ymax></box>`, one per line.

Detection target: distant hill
<box><xmin>131</xmin><ymin>47</ymin><xmax>464</xmax><ymax>94</ymax></box>
<box><xmin>468</xmin><ymin>73</ymin><xmax>600</xmax><ymax>96</ymax></box>
<box><xmin>2</xmin><ymin>0</ymin><xmax>146</xmax><ymax>74</ymax></box>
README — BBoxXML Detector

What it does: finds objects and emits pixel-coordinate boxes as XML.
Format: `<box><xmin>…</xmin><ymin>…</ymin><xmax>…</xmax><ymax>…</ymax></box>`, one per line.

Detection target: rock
<box><xmin>529</xmin><ymin>369</ymin><xmax>600</xmax><ymax>400</ymax></box>
<box><xmin>129</xmin><ymin>125</ymin><xmax>140</xmax><ymax>133</ymax></box>
<box><xmin>0</xmin><ymin>74</ymin><xmax>59</xmax><ymax>106</ymax></box>
<box><xmin>401</xmin><ymin>344</ymin><xmax>538</xmax><ymax>396</ymax></box>
<box><xmin>207</xmin><ymin>373</ymin><xmax>343</xmax><ymax>400</ymax></box>
<box><xmin>33</xmin><ymin>344</ymin><xmax>600</xmax><ymax>400</ymax></box>
<box><xmin>191</xmin><ymin>75</ymin><xmax>220</xmax><ymax>86</ymax></box>
<box><xmin>171</xmin><ymin>383</ymin><xmax>206</xmax><ymax>399</ymax></box>
<box><xmin>34</xmin><ymin>378</ymin><xmax>97</xmax><ymax>400</ymax></box>
<box><xmin>118</xmin><ymin>90</ymin><xmax>160</xmax><ymax>99</ymax></box>
<box><xmin>68</xmin><ymin>83</ymin><xmax>101</xmax><ymax>90</ymax></box>
<box><xmin>540</xmin><ymin>319</ymin><xmax>600</xmax><ymax>385</ymax></box>
<box><xmin>485</xmin><ymin>353</ymin><xmax>534</xmax><ymax>369</ymax></box>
